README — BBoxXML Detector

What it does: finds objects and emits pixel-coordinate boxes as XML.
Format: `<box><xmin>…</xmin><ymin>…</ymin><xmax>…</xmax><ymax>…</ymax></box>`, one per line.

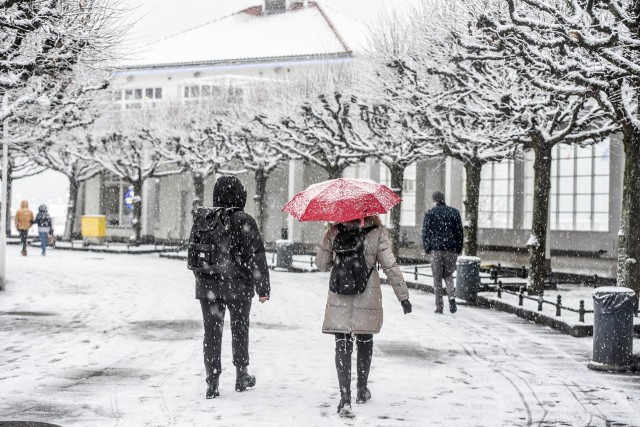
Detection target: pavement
<box><xmin>1</xmin><ymin>250</ymin><xmax>640</xmax><ymax>426</ymax></box>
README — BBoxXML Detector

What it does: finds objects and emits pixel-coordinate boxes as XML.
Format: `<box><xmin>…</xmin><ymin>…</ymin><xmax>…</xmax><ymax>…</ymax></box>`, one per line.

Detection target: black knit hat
<box><xmin>432</xmin><ymin>191</ymin><xmax>445</xmax><ymax>203</ymax></box>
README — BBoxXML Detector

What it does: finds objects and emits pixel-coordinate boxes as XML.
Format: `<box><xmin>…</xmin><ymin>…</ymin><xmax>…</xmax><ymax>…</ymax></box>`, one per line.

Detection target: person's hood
<box><xmin>20</xmin><ymin>200</ymin><xmax>28</xmax><ymax>209</ymax></box>
<box><xmin>38</xmin><ymin>205</ymin><xmax>48</xmax><ymax>213</ymax></box>
<box><xmin>339</xmin><ymin>216</ymin><xmax>379</xmax><ymax>230</ymax></box>
<box><xmin>213</xmin><ymin>175</ymin><xmax>246</xmax><ymax>209</ymax></box>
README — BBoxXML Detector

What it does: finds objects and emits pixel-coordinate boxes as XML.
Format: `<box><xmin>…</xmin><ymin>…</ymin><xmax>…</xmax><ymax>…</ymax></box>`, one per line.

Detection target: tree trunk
<box><xmin>326</xmin><ymin>166</ymin><xmax>344</xmax><ymax>180</ymax></box>
<box><xmin>463</xmin><ymin>160</ymin><xmax>483</xmax><ymax>256</ymax></box>
<box><xmin>131</xmin><ymin>179</ymin><xmax>143</xmax><ymax>246</ymax></box>
<box><xmin>388</xmin><ymin>164</ymin><xmax>405</xmax><ymax>256</ymax></box>
<box><xmin>528</xmin><ymin>141</ymin><xmax>553</xmax><ymax>295</ymax></box>
<box><xmin>193</xmin><ymin>173</ymin><xmax>205</xmax><ymax>207</ymax></box>
<box><xmin>63</xmin><ymin>178</ymin><xmax>79</xmax><ymax>241</ymax></box>
<box><xmin>254</xmin><ymin>168</ymin><xmax>268</xmax><ymax>237</ymax></box>
<box><xmin>619</xmin><ymin>124</ymin><xmax>640</xmax><ymax>301</ymax></box>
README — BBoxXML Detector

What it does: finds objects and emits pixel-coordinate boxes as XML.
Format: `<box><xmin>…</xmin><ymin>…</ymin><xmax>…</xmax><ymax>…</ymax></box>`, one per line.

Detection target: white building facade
<box><xmin>78</xmin><ymin>0</ymin><xmax>621</xmax><ymax>274</ymax></box>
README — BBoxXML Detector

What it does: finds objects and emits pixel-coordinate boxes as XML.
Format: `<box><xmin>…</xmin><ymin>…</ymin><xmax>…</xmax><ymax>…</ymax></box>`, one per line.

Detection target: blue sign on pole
<box><xmin>124</xmin><ymin>187</ymin><xmax>134</xmax><ymax>209</ymax></box>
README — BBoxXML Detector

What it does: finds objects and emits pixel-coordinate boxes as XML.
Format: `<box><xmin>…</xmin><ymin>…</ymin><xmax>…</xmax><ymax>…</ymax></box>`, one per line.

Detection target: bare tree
<box><xmin>356</xmin><ymin>102</ymin><xmax>440</xmax><ymax>253</ymax></box>
<box><xmin>1</xmin><ymin>0</ymin><xmax>126</xmax><ymax>121</ymax></box>
<box><xmin>255</xmin><ymin>68</ymin><xmax>367</xmax><ymax>181</ymax></box>
<box><xmin>235</xmin><ymin>119</ymin><xmax>287</xmax><ymax>236</ymax></box>
<box><xmin>83</xmin><ymin>114</ymin><xmax>183</xmax><ymax>245</ymax></box>
<box><xmin>256</xmin><ymin>91</ymin><xmax>366</xmax><ymax>180</ymax></box>
<box><xmin>146</xmin><ymin>103</ymin><xmax>243</xmax><ymax>207</ymax></box>
<box><xmin>374</xmin><ymin>0</ymin><xmax>617</xmax><ymax>294</ymax></box>
<box><xmin>13</xmin><ymin>70</ymin><xmax>110</xmax><ymax>240</ymax></box>
<box><xmin>29</xmin><ymin>134</ymin><xmax>103</xmax><ymax>240</ymax></box>
<box><xmin>368</xmin><ymin>3</ymin><xmax>520</xmax><ymax>256</ymax></box>
<box><xmin>361</xmin><ymin>12</ymin><xmax>439</xmax><ymax>253</ymax></box>
<box><xmin>0</xmin><ymin>152</ymin><xmax>46</xmax><ymax>236</ymax></box>
<box><xmin>476</xmin><ymin>0</ymin><xmax>636</xmax><ymax>292</ymax></box>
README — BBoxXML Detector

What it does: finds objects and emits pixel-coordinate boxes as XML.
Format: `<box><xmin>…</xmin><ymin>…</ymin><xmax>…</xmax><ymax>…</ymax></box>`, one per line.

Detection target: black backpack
<box><xmin>329</xmin><ymin>225</ymin><xmax>376</xmax><ymax>295</ymax></box>
<box><xmin>187</xmin><ymin>207</ymin><xmax>240</xmax><ymax>276</ymax></box>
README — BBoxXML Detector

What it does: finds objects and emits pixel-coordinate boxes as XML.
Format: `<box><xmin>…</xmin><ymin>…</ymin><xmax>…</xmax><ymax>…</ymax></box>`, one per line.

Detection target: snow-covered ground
<box><xmin>2</xmin><ymin>251</ymin><xmax>640</xmax><ymax>426</ymax></box>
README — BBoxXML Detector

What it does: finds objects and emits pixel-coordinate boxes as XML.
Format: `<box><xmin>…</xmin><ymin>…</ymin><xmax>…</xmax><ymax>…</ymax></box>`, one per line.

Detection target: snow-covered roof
<box><xmin>120</xmin><ymin>2</ymin><xmax>367</xmax><ymax>70</ymax></box>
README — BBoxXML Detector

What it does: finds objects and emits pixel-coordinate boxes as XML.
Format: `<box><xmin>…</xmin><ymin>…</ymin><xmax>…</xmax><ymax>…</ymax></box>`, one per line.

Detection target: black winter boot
<box><xmin>235</xmin><ymin>366</ymin><xmax>256</xmax><ymax>392</ymax></box>
<box><xmin>335</xmin><ymin>334</ymin><xmax>355</xmax><ymax>417</ymax></box>
<box><xmin>337</xmin><ymin>390</ymin><xmax>354</xmax><ymax>418</ymax></box>
<box><xmin>356</xmin><ymin>387</ymin><xmax>371</xmax><ymax>404</ymax></box>
<box><xmin>206</xmin><ymin>375</ymin><xmax>219</xmax><ymax>399</ymax></box>
<box><xmin>449</xmin><ymin>297</ymin><xmax>457</xmax><ymax>314</ymax></box>
<box><xmin>356</xmin><ymin>335</ymin><xmax>373</xmax><ymax>404</ymax></box>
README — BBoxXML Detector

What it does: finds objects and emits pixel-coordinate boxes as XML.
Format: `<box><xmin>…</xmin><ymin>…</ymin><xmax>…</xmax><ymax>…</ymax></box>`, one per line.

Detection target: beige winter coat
<box><xmin>315</xmin><ymin>220</ymin><xmax>409</xmax><ymax>335</ymax></box>
<box><xmin>14</xmin><ymin>200</ymin><xmax>34</xmax><ymax>231</ymax></box>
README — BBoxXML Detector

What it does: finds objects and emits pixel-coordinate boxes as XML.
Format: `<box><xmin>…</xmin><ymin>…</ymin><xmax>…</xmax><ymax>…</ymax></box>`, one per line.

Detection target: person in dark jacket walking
<box><xmin>190</xmin><ymin>176</ymin><xmax>270</xmax><ymax>399</ymax></box>
<box><xmin>422</xmin><ymin>191</ymin><xmax>463</xmax><ymax>314</ymax></box>
<box><xmin>34</xmin><ymin>205</ymin><xmax>53</xmax><ymax>256</ymax></box>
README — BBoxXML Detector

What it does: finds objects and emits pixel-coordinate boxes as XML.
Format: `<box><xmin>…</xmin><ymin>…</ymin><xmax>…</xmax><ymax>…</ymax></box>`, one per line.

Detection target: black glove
<box><xmin>401</xmin><ymin>299</ymin><xmax>412</xmax><ymax>314</ymax></box>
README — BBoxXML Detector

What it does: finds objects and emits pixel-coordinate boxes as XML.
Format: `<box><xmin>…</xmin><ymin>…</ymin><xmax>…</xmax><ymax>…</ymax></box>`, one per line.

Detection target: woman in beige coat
<box><xmin>315</xmin><ymin>215</ymin><xmax>412</xmax><ymax>418</ymax></box>
<box><xmin>14</xmin><ymin>200</ymin><xmax>34</xmax><ymax>256</ymax></box>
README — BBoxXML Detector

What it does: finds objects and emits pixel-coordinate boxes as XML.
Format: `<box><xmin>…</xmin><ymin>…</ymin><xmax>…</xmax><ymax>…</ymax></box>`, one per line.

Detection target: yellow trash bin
<box><xmin>81</xmin><ymin>215</ymin><xmax>107</xmax><ymax>246</ymax></box>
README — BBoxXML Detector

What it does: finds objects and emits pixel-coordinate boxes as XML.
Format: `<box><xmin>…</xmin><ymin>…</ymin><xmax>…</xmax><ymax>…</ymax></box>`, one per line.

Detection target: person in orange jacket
<box><xmin>14</xmin><ymin>200</ymin><xmax>34</xmax><ymax>256</ymax></box>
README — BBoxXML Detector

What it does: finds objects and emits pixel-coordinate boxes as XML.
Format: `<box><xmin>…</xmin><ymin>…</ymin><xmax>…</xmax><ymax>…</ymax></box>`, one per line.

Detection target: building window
<box><xmin>481</xmin><ymin>161</ymin><xmax>514</xmax><ymax>229</ymax></box>
<box><xmin>523</xmin><ymin>139</ymin><xmax>610</xmax><ymax>231</ymax></box>
<box><xmin>183</xmin><ymin>83</ymin><xmax>244</xmax><ymax>104</ymax></box>
<box><xmin>113</xmin><ymin>87</ymin><xmax>162</xmax><ymax>110</ymax></box>
<box><xmin>462</xmin><ymin>160</ymin><xmax>515</xmax><ymax>229</ymax></box>
<box><xmin>102</xmin><ymin>176</ymin><xmax>134</xmax><ymax>228</ymax></box>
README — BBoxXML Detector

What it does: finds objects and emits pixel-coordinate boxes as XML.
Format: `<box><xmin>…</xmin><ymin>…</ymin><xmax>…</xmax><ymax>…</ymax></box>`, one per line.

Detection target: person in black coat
<box><xmin>421</xmin><ymin>191</ymin><xmax>463</xmax><ymax>314</ymax></box>
<box><xmin>34</xmin><ymin>205</ymin><xmax>53</xmax><ymax>256</ymax></box>
<box><xmin>191</xmin><ymin>175</ymin><xmax>270</xmax><ymax>399</ymax></box>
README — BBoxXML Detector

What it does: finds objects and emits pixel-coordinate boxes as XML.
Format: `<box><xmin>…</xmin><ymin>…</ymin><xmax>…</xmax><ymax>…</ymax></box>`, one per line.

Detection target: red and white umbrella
<box><xmin>282</xmin><ymin>178</ymin><xmax>401</xmax><ymax>224</ymax></box>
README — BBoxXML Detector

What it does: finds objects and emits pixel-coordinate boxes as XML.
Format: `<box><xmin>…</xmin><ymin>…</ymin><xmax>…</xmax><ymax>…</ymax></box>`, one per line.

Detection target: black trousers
<box><xmin>200</xmin><ymin>298</ymin><xmax>252</xmax><ymax>380</ymax></box>
<box><xmin>19</xmin><ymin>230</ymin><xmax>28</xmax><ymax>252</ymax></box>
<box><xmin>334</xmin><ymin>333</ymin><xmax>374</xmax><ymax>395</ymax></box>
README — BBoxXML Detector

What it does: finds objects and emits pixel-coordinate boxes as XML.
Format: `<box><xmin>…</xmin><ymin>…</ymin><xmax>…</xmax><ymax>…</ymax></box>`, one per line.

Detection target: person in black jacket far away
<box><xmin>421</xmin><ymin>191</ymin><xmax>463</xmax><ymax>314</ymax></box>
<box><xmin>189</xmin><ymin>175</ymin><xmax>270</xmax><ymax>399</ymax></box>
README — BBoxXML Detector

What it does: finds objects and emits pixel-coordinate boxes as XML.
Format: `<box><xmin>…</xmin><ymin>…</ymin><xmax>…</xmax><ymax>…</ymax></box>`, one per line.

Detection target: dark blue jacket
<box><xmin>421</xmin><ymin>203</ymin><xmax>464</xmax><ymax>254</ymax></box>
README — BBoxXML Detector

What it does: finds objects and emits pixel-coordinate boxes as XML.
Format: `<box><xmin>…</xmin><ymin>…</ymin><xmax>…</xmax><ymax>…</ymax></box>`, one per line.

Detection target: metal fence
<box><xmin>399</xmin><ymin>264</ymin><xmax>595</xmax><ymax>323</ymax></box>
<box><xmin>495</xmin><ymin>282</ymin><xmax>593</xmax><ymax>323</ymax></box>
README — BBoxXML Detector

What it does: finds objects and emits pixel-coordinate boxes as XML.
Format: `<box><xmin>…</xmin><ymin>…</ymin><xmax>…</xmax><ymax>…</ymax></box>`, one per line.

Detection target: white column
<box><xmin>0</xmin><ymin>111</ymin><xmax>8</xmax><ymax>290</ymax></box>
<box><xmin>287</xmin><ymin>159</ymin><xmax>304</xmax><ymax>242</ymax></box>
<box><xmin>141</xmin><ymin>179</ymin><xmax>149</xmax><ymax>238</ymax></box>
<box><xmin>444</xmin><ymin>157</ymin><xmax>454</xmax><ymax>203</ymax></box>
<box><xmin>545</xmin><ymin>202</ymin><xmax>552</xmax><ymax>269</ymax></box>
